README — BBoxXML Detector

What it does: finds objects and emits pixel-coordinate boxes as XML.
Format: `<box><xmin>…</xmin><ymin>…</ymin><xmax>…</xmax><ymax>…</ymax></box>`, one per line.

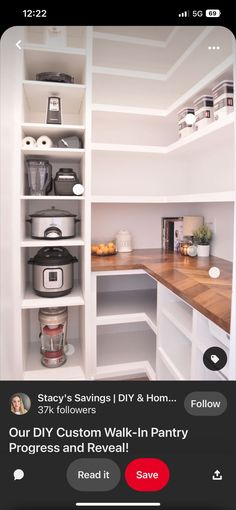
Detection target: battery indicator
<box><xmin>206</xmin><ymin>9</ymin><xmax>221</xmax><ymax>17</ymax></box>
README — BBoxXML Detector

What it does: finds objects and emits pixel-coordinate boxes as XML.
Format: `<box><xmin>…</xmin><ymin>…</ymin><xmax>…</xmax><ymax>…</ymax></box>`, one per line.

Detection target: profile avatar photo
<box><xmin>10</xmin><ymin>393</ymin><xmax>31</xmax><ymax>415</ymax></box>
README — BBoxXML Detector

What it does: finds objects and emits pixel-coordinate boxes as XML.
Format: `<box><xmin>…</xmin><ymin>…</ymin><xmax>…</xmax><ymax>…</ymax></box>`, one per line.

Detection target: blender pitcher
<box><xmin>27</xmin><ymin>159</ymin><xmax>52</xmax><ymax>195</ymax></box>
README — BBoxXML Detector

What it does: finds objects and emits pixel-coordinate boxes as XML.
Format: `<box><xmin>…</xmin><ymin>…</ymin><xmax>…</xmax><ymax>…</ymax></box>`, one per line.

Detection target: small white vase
<box><xmin>197</xmin><ymin>244</ymin><xmax>210</xmax><ymax>257</ymax></box>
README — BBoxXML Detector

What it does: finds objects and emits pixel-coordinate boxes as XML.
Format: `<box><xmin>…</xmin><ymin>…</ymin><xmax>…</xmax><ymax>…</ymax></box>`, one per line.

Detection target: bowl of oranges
<box><xmin>91</xmin><ymin>241</ymin><xmax>117</xmax><ymax>256</ymax></box>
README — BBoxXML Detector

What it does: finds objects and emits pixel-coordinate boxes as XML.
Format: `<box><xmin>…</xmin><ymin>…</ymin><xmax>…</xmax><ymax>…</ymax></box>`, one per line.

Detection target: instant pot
<box><xmin>28</xmin><ymin>247</ymin><xmax>78</xmax><ymax>297</ymax></box>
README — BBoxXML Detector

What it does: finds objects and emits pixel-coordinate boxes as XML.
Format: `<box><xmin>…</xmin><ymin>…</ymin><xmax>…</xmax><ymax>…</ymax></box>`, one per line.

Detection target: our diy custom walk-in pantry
<box><xmin>1</xmin><ymin>25</ymin><xmax>236</xmax><ymax>381</ymax></box>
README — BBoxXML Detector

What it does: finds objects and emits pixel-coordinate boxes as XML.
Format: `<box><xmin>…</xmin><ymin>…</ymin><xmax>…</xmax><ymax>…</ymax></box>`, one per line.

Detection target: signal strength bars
<box><xmin>178</xmin><ymin>10</ymin><xmax>190</xmax><ymax>17</ymax></box>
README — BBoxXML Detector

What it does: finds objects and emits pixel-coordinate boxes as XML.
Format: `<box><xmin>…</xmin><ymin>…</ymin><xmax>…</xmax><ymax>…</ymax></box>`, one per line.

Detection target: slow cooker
<box><xmin>28</xmin><ymin>247</ymin><xmax>77</xmax><ymax>297</ymax></box>
<box><xmin>26</xmin><ymin>206</ymin><xmax>80</xmax><ymax>239</ymax></box>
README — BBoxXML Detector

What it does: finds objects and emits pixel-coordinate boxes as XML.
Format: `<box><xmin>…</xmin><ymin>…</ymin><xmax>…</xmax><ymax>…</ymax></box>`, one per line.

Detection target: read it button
<box><xmin>125</xmin><ymin>458</ymin><xmax>170</xmax><ymax>492</ymax></box>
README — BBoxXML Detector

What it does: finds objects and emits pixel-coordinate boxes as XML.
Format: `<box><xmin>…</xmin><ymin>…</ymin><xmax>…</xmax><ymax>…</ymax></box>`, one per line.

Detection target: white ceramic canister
<box><xmin>193</xmin><ymin>95</ymin><xmax>214</xmax><ymax>130</ymax></box>
<box><xmin>116</xmin><ymin>229</ymin><xmax>132</xmax><ymax>252</ymax></box>
<box><xmin>212</xmin><ymin>80</ymin><xmax>234</xmax><ymax>120</ymax></box>
<box><xmin>177</xmin><ymin>108</ymin><xmax>195</xmax><ymax>138</ymax></box>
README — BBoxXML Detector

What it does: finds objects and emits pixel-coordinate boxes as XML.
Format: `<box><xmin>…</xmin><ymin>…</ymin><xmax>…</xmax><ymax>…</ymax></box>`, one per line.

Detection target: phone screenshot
<box><xmin>0</xmin><ymin>8</ymin><xmax>236</xmax><ymax>509</ymax></box>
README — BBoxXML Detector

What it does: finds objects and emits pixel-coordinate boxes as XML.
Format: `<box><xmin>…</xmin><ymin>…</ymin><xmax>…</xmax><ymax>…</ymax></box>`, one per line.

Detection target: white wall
<box><xmin>92</xmin><ymin>203</ymin><xmax>191</xmax><ymax>249</ymax></box>
<box><xmin>92</xmin><ymin>202</ymin><xmax>234</xmax><ymax>261</ymax></box>
<box><xmin>192</xmin><ymin>202</ymin><xmax>234</xmax><ymax>261</ymax></box>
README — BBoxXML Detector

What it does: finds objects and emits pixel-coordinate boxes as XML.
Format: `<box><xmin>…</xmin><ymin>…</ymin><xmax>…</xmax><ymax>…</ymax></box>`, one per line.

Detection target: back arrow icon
<box><xmin>16</xmin><ymin>40</ymin><xmax>22</xmax><ymax>50</ymax></box>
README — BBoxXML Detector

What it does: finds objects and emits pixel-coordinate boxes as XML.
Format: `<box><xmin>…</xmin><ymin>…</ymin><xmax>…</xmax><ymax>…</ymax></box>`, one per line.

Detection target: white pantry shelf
<box><xmin>96</xmin><ymin>361</ymin><xmax>156</xmax><ymax>380</ymax></box>
<box><xmin>22</xmin><ymin>122</ymin><xmax>85</xmax><ymax>137</ymax></box>
<box><xmin>97</xmin><ymin>324</ymin><xmax>156</xmax><ymax>372</ymax></box>
<box><xmin>24</xmin><ymin>47</ymin><xmax>85</xmax><ymax>85</ymax></box>
<box><xmin>24</xmin><ymin>43</ymin><xmax>86</xmax><ymax>56</ymax></box>
<box><xmin>22</xmin><ymin>281</ymin><xmax>84</xmax><ymax>309</ymax></box>
<box><xmin>91</xmin><ymin>191</ymin><xmax>235</xmax><ymax>204</ymax></box>
<box><xmin>21</xmin><ymin>236</ymin><xmax>84</xmax><ymax>248</ymax></box>
<box><xmin>22</xmin><ymin>147</ymin><xmax>85</xmax><ymax>161</ymax></box>
<box><xmin>92</xmin><ymin>103</ymin><xmax>166</xmax><ymax>116</ymax></box>
<box><xmin>93</xmin><ymin>30</ymin><xmax>168</xmax><ymax>48</ymax></box>
<box><xmin>21</xmin><ymin>195</ymin><xmax>85</xmax><ymax>201</ymax></box>
<box><xmin>23</xmin><ymin>81</ymin><xmax>86</xmax><ymax>114</ymax></box>
<box><xmin>91</xmin><ymin>113</ymin><xmax>234</xmax><ymax>154</ymax></box>
<box><xmin>24</xmin><ymin>340</ymin><xmax>85</xmax><ymax>380</ymax></box>
<box><xmin>96</xmin><ymin>289</ymin><xmax>157</xmax><ymax>333</ymax></box>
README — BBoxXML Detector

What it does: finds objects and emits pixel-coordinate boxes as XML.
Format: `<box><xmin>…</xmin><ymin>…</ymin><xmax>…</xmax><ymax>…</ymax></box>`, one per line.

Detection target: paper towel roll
<box><xmin>22</xmin><ymin>136</ymin><xmax>36</xmax><ymax>148</ymax></box>
<box><xmin>36</xmin><ymin>135</ymin><xmax>53</xmax><ymax>148</ymax></box>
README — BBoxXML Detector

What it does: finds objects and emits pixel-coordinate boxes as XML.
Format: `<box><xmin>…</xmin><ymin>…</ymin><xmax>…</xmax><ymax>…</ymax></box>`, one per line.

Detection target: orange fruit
<box><xmin>96</xmin><ymin>248</ymin><xmax>103</xmax><ymax>255</ymax></box>
<box><xmin>91</xmin><ymin>245</ymin><xmax>98</xmax><ymax>254</ymax></box>
<box><xmin>103</xmin><ymin>246</ymin><xmax>109</xmax><ymax>255</ymax></box>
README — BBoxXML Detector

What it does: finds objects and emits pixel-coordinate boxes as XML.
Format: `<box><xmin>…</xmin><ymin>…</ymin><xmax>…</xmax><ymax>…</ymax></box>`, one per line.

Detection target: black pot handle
<box><xmin>75</xmin><ymin>218</ymin><xmax>81</xmax><ymax>223</ymax></box>
<box><xmin>28</xmin><ymin>258</ymin><xmax>34</xmax><ymax>264</ymax></box>
<box><xmin>26</xmin><ymin>218</ymin><xmax>32</xmax><ymax>223</ymax></box>
<box><xmin>72</xmin><ymin>256</ymin><xmax>78</xmax><ymax>263</ymax></box>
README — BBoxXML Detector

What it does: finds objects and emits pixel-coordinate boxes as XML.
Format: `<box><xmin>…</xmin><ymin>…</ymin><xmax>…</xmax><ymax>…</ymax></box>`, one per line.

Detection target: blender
<box><xmin>38</xmin><ymin>307</ymin><xmax>68</xmax><ymax>367</ymax></box>
<box><xmin>26</xmin><ymin>159</ymin><xmax>52</xmax><ymax>195</ymax></box>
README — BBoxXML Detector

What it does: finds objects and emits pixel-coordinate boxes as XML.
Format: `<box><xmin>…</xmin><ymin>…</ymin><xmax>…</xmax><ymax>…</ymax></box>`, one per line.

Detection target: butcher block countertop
<box><xmin>92</xmin><ymin>249</ymin><xmax>232</xmax><ymax>333</ymax></box>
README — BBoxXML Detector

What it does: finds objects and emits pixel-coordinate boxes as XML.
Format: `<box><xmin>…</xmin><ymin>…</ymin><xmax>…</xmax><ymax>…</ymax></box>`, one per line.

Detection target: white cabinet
<box><xmin>0</xmin><ymin>26</ymin><xmax>92</xmax><ymax>380</ymax></box>
<box><xmin>157</xmin><ymin>283</ymin><xmax>231</xmax><ymax>380</ymax></box>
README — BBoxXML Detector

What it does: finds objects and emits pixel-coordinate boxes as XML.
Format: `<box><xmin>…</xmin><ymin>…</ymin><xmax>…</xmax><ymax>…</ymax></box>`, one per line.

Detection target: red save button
<box><xmin>125</xmin><ymin>458</ymin><xmax>170</xmax><ymax>492</ymax></box>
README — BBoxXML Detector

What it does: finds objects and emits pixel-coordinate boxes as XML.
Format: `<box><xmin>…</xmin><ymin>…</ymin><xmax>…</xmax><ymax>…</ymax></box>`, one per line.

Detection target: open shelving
<box><xmin>92</xmin><ymin>113</ymin><xmax>234</xmax><ymax>153</ymax></box>
<box><xmin>24</xmin><ymin>340</ymin><xmax>84</xmax><ymax>380</ymax></box>
<box><xmin>22</xmin><ymin>281</ymin><xmax>84</xmax><ymax>309</ymax></box>
<box><xmin>97</xmin><ymin>289</ymin><xmax>157</xmax><ymax>333</ymax></box>
<box><xmin>91</xmin><ymin>192</ymin><xmax>235</xmax><ymax>204</ymax></box>
<box><xmin>97</xmin><ymin>322</ymin><xmax>156</xmax><ymax>380</ymax></box>
<box><xmin>22</xmin><ymin>122</ymin><xmax>85</xmax><ymax>138</ymax></box>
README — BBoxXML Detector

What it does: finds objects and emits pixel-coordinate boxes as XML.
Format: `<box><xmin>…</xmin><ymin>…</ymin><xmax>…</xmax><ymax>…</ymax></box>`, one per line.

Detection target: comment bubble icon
<box><xmin>13</xmin><ymin>469</ymin><xmax>24</xmax><ymax>481</ymax></box>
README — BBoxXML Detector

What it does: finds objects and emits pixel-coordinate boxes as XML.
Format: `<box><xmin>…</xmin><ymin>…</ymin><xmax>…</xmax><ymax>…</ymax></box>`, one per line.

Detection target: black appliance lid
<box><xmin>36</xmin><ymin>72</ymin><xmax>74</xmax><ymax>83</ymax></box>
<box><xmin>31</xmin><ymin>247</ymin><xmax>76</xmax><ymax>266</ymax></box>
<box><xmin>30</xmin><ymin>206</ymin><xmax>76</xmax><ymax>218</ymax></box>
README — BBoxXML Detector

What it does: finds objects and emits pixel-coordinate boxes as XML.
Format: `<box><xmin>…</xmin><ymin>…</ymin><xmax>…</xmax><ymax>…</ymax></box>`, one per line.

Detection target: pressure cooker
<box><xmin>26</xmin><ymin>207</ymin><xmax>80</xmax><ymax>239</ymax></box>
<box><xmin>28</xmin><ymin>247</ymin><xmax>78</xmax><ymax>297</ymax></box>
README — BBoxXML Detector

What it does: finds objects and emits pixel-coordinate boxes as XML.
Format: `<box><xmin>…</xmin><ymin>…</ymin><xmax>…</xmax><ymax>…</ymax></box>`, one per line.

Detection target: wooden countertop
<box><xmin>92</xmin><ymin>249</ymin><xmax>232</xmax><ymax>333</ymax></box>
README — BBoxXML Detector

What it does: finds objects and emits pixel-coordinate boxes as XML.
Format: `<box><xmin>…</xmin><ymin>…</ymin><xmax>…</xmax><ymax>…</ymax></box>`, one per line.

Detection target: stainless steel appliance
<box><xmin>54</xmin><ymin>168</ymin><xmax>80</xmax><ymax>195</ymax></box>
<box><xmin>26</xmin><ymin>159</ymin><xmax>52</xmax><ymax>195</ymax></box>
<box><xmin>39</xmin><ymin>307</ymin><xmax>68</xmax><ymax>367</ymax></box>
<box><xmin>26</xmin><ymin>207</ymin><xmax>80</xmax><ymax>239</ymax></box>
<box><xmin>28</xmin><ymin>247</ymin><xmax>78</xmax><ymax>297</ymax></box>
<box><xmin>47</xmin><ymin>96</ymin><xmax>62</xmax><ymax>124</ymax></box>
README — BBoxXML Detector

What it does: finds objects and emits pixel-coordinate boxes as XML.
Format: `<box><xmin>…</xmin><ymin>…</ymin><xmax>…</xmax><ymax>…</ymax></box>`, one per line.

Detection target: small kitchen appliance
<box><xmin>28</xmin><ymin>247</ymin><xmax>78</xmax><ymax>297</ymax></box>
<box><xmin>26</xmin><ymin>206</ymin><xmax>80</xmax><ymax>239</ymax></box>
<box><xmin>38</xmin><ymin>307</ymin><xmax>68</xmax><ymax>368</ymax></box>
<box><xmin>54</xmin><ymin>168</ymin><xmax>82</xmax><ymax>195</ymax></box>
<box><xmin>26</xmin><ymin>159</ymin><xmax>52</xmax><ymax>195</ymax></box>
<box><xmin>47</xmin><ymin>96</ymin><xmax>62</xmax><ymax>124</ymax></box>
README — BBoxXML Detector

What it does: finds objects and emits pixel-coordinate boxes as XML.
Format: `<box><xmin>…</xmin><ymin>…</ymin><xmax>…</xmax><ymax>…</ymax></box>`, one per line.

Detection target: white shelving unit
<box><xmin>1</xmin><ymin>25</ymin><xmax>235</xmax><ymax>381</ymax></box>
<box><xmin>91</xmin><ymin>271</ymin><xmax>157</xmax><ymax>379</ymax></box>
<box><xmin>0</xmin><ymin>25</ymin><xmax>92</xmax><ymax>380</ymax></box>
